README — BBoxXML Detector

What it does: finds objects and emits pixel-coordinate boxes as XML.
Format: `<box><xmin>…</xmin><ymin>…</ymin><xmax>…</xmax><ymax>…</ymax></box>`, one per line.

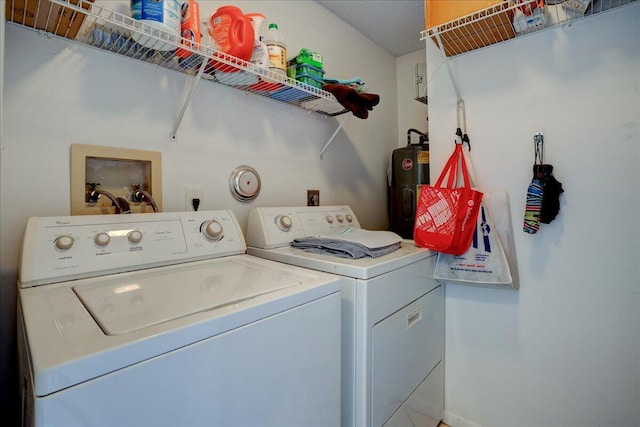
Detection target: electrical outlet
<box><xmin>307</xmin><ymin>190</ymin><xmax>320</xmax><ymax>206</ymax></box>
<box><xmin>185</xmin><ymin>187</ymin><xmax>203</xmax><ymax>211</ymax></box>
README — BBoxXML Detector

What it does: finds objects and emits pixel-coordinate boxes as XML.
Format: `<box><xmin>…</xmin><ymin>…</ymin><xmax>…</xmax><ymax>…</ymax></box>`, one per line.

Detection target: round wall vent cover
<box><xmin>229</xmin><ymin>165</ymin><xmax>261</xmax><ymax>202</ymax></box>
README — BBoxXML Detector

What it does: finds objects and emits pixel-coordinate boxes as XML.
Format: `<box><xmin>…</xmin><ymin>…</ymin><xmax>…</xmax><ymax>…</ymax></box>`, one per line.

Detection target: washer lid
<box><xmin>73</xmin><ymin>259</ymin><xmax>301</xmax><ymax>335</ymax></box>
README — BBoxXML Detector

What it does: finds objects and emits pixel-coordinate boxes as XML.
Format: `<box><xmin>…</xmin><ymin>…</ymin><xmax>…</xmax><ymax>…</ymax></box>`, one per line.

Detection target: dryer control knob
<box><xmin>55</xmin><ymin>235</ymin><xmax>74</xmax><ymax>250</ymax></box>
<box><xmin>127</xmin><ymin>230</ymin><xmax>143</xmax><ymax>244</ymax></box>
<box><xmin>336</xmin><ymin>214</ymin><xmax>344</xmax><ymax>223</ymax></box>
<box><xmin>202</xmin><ymin>220</ymin><xmax>224</xmax><ymax>242</ymax></box>
<box><xmin>276</xmin><ymin>215</ymin><xmax>292</xmax><ymax>231</ymax></box>
<box><xmin>325</xmin><ymin>215</ymin><xmax>334</xmax><ymax>224</ymax></box>
<box><xmin>94</xmin><ymin>232</ymin><xmax>111</xmax><ymax>247</ymax></box>
<box><xmin>345</xmin><ymin>214</ymin><xmax>353</xmax><ymax>223</ymax></box>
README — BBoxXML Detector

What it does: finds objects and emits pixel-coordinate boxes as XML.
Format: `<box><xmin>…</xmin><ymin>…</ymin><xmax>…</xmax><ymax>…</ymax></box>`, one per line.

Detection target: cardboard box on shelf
<box><xmin>425</xmin><ymin>0</ymin><xmax>516</xmax><ymax>56</ymax></box>
<box><xmin>426</xmin><ymin>0</ymin><xmax>505</xmax><ymax>28</ymax></box>
<box><xmin>6</xmin><ymin>0</ymin><xmax>94</xmax><ymax>39</ymax></box>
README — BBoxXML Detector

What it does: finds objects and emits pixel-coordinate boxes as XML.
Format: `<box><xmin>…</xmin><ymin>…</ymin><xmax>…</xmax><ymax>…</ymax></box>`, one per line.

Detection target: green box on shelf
<box><xmin>296</xmin><ymin>63</ymin><xmax>324</xmax><ymax>80</ymax></box>
<box><xmin>287</xmin><ymin>60</ymin><xmax>297</xmax><ymax>79</ymax></box>
<box><xmin>295</xmin><ymin>48</ymin><xmax>323</xmax><ymax>69</ymax></box>
<box><xmin>296</xmin><ymin>73</ymin><xmax>324</xmax><ymax>89</ymax></box>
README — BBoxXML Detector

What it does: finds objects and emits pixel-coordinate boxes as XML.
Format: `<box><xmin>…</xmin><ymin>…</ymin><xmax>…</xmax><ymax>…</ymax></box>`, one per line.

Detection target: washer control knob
<box><xmin>55</xmin><ymin>235</ymin><xmax>74</xmax><ymax>250</ymax></box>
<box><xmin>325</xmin><ymin>215</ymin><xmax>334</xmax><ymax>224</ymax></box>
<box><xmin>345</xmin><ymin>214</ymin><xmax>353</xmax><ymax>223</ymax></box>
<box><xmin>276</xmin><ymin>215</ymin><xmax>292</xmax><ymax>232</ymax></box>
<box><xmin>336</xmin><ymin>214</ymin><xmax>344</xmax><ymax>223</ymax></box>
<box><xmin>94</xmin><ymin>232</ymin><xmax>111</xmax><ymax>247</ymax></box>
<box><xmin>202</xmin><ymin>220</ymin><xmax>224</xmax><ymax>241</ymax></box>
<box><xmin>127</xmin><ymin>230</ymin><xmax>143</xmax><ymax>244</ymax></box>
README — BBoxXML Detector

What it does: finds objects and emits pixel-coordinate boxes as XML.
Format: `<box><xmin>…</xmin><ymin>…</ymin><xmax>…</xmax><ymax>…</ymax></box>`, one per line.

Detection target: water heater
<box><xmin>389</xmin><ymin>129</ymin><xmax>429</xmax><ymax>239</ymax></box>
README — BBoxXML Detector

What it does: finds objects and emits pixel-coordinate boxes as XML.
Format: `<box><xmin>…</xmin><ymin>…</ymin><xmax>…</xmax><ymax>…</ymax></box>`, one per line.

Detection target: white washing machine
<box><xmin>17</xmin><ymin>210</ymin><xmax>342</xmax><ymax>427</ymax></box>
<box><xmin>246</xmin><ymin>206</ymin><xmax>444</xmax><ymax>427</ymax></box>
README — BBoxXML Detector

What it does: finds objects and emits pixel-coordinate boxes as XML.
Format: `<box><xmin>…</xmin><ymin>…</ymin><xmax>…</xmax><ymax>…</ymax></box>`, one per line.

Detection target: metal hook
<box><xmin>455</xmin><ymin>99</ymin><xmax>471</xmax><ymax>151</ymax></box>
<box><xmin>462</xmin><ymin>133</ymin><xmax>471</xmax><ymax>151</ymax></box>
<box><xmin>533</xmin><ymin>132</ymin><xmax>545</xmax><ymax>179</ymax></box>
<box><xmin>534</xmin><ymin>132</ymin><xmax>544</xmax><ymax>165</ymax></box>
<box><xmin>456</xmin><ymin>100</ymin><xmax>463</xmax><ymax>129</ymax></box>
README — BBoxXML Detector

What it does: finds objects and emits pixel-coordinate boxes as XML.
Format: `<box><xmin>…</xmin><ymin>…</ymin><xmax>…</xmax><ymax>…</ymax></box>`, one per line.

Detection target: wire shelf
<box><xmin>5</xmin><ymin>0</ymin><xmax>347</xmax><ymax>118</ymax></box>
<box><xmin>422</xmin><ymin>0</ymin><xmax>637</xmax><ymax>57</ymax></box>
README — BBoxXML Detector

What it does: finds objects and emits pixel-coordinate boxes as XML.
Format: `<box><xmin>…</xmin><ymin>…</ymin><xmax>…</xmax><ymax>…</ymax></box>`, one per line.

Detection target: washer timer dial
<box><xmin>201</xmin><ymin>220</ymin><xmax>224</xmax><ymax>241</ymax></box>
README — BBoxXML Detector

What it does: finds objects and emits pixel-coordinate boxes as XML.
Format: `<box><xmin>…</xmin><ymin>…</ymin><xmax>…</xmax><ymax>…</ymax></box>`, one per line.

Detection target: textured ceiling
<box><xmin>317</xmin><ymin>0</ymin><xmax>425</xmax><ymax>57</ymax></box>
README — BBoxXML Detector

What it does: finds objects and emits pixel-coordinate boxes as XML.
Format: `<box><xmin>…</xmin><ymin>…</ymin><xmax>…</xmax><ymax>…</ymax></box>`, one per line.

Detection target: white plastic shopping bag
<box><xmin>434</xmin><ymin>191</ymin><xmax>519</xmax><ymax>289</ymax></box>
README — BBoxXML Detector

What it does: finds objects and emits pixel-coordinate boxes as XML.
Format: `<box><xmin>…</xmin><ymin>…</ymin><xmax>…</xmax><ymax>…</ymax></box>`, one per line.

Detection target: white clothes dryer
<box><xmin>246</xmin><ymin>206</ymin><xmax>444</xmax><ymax>427</ymax></box>
<box><xmin>17</xmin><ymin>210</ymin><xmax>341</xmax><ymax>427</ymax></box>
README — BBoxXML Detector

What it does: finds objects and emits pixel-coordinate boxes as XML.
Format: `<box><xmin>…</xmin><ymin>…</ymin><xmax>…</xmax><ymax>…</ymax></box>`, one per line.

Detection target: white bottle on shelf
<box><xmin>263</xmin><ymin>23</ymin><xmax>287</xmax><ymax>76</ymax></box>
<box><xmin>246</xmin><ymin>13</ymin><xmax>269</xmax><ymax>69</ymax></box>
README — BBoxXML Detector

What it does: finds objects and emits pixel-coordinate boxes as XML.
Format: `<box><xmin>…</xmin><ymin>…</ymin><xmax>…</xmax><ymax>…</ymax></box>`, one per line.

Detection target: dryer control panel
<box><xmin>19</xmin><ymin>211</ymin><xmax>246</xmax><ymax>287</ymax></box>
<box><xmin>246</xmin><ymin>205</ymin><xmax>361</xmax><ymax>249</ymax></box>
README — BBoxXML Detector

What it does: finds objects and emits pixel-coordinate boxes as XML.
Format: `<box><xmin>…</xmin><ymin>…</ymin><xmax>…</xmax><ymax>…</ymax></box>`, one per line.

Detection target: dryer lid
<box><xmin>73</xmin><ymin>259</ymin><xmax>301</xmax><ymax>335</ymax></box>
<box><xmin>249</xmin><ymin>241</ymin><xmax>433</xmax><ymax>279</ymax></box>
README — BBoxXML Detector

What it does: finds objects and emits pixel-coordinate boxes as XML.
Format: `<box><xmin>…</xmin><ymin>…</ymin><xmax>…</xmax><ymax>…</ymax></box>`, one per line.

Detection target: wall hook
<box><xmin>456</xmin><ymin>99</ymin><xmax>471</xmax><ymax>151</ymax></box>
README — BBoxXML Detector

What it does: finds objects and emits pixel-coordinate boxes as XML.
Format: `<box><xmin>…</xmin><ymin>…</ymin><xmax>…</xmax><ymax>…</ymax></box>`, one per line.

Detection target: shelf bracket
<box><xmin>433</xmin><ymin>28</ymin><xmax>468</xmax><ymax>143</ymax></box>
<box><xmin>433</xmin><ymin>28</ymin><xmax>462</xmax><ymax>103</ymax></box>
<box><xmin>320</xmin><ymin>115</ymin><xmax>350</xmax><ymax>158</ymax></box>
<box><xmin>170</xmin><ymin>57</ymin><xmax>208</xmax><ymax>141</ymax></box>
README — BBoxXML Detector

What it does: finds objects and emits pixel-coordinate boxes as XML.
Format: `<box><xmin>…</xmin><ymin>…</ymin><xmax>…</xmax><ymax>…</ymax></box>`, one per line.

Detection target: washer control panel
<box><xmin>19</xmin><ymin>210</ymin><xmax>246</xmax><ymax>287</ymax></box>
<box><xmin>246</xmin><ymin>205</ymin><xmax>361</xmax><ymax>249</ymax></box>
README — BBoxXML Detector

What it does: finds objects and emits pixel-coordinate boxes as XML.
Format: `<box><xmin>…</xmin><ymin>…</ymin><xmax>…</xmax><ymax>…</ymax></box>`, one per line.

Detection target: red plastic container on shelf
<box><xmin>208</xmin><ymin>5</ymin><xmax>254</xmax><ymax>71</ymax></box>
<box><xmin>176</xmin><ymin>0</ymin><xmax>201</xmax><ymax>60</ymax></box>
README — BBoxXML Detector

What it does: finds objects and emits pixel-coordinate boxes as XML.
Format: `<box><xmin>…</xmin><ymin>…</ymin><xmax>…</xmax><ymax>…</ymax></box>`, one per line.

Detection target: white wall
<box><xmin>397</xmin><ymin>48</ymin><xmax>429</xmax><ymax>147</ymax></box>
<box><xmin>426</xmin><ymin>4</ymin><xmax>640</xmax><ymax>427</ymax></box>
<box><xmin>0</xmin><ymin>0</ymin><xmax>399</xmax><ymax>419</ymax></box>
<box><xmin>6</xmin><ymin>2</ymin><xmax>637</xmax><ymax>426</ymax></box>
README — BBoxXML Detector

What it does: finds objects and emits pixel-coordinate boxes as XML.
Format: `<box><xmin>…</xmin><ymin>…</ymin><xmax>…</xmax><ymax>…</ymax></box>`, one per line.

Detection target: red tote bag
<box><xmin>414</xmin><ymin>144</ymin><xmax>483</xmax><ymax>255</ymax></box>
